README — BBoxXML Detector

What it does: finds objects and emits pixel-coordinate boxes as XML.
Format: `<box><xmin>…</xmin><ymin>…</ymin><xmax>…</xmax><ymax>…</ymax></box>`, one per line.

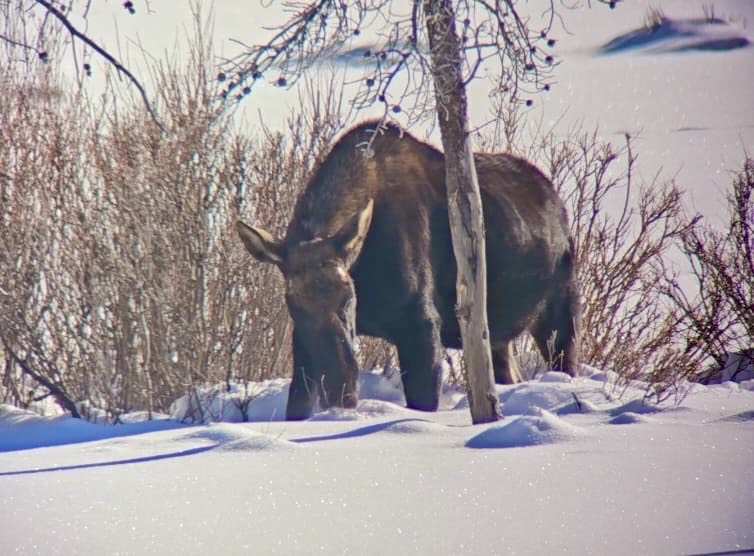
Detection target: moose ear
<box><xmin>237</xmin><ymin>221</ymin><xmax>284</xmax><ymax>265</ymax></box>
<box><xmin>331</xmin><ymin>199</ymin><xmax>374</xmax><ymax>268</ymax></box>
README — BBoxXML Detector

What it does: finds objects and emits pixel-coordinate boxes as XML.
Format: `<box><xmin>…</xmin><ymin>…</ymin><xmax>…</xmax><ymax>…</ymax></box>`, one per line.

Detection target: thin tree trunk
<box><xmin>424</xmin><ymin>0</ymin><xmax>501</xmax><ymax>424</ymax></box>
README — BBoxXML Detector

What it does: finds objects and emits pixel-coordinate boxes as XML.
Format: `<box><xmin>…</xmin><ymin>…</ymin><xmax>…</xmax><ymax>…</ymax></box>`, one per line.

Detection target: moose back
<box><xmin>238</xmin><ymin>121</ymin><xmax>579</xmax><ymax>420</ymax></box>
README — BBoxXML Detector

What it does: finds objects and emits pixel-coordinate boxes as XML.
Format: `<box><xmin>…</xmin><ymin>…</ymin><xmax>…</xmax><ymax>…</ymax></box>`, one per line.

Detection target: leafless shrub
<box><xmin>0</xmin><ymin>49</ymin><xmax>93</xmax><ymax>416</ymax></box>
<box><xmin>83</xmin><ymin>39</ymin><xmax>252</xmax><ymax>417</ymax></box>
<box><xmin>357</xmin><ymin>338</ymin><xmax>398</xmax><ymax>373</ymax></box>
<box><xmin>511</xmin><ymin>333</ymin><xmax>562</xmax><ymax>381</ymax></box>
<box><xmin>0</xmin><ymin>6</ymin><xmax>364</xmax><ymax>419</ymax></box>
<box><xmin>0</xmin><ymin>10</ymin><xmax>326</xmax><ymax>418</ymax></box>
<box><xmin>551</xmin><ymin>131</ymin><xmax>698</xmax><ymax>399</ymax></box>
<box><xmin>663</xmin><ymin>157</ymin><xmax>754</xmax><ymax>381</ymax></box>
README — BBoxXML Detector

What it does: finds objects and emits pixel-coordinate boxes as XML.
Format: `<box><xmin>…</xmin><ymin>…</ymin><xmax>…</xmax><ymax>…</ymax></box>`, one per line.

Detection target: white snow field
<box><xmin>2</xmin><ymin>372</ymin><xmax>754</xmax><ymax>555</ymax></box>
<box><xmin>2</xmin><ymin>1</ymin><xmax>754</xmax><ymax>555</ymax></box>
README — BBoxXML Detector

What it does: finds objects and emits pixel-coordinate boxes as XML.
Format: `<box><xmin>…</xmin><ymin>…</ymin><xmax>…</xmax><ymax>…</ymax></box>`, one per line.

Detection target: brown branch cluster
<box><xmin>221</xmin><ymin>0</ymin><xmax>559</xmax><ymax>126</ymax></box>
<box><xmin>0</xmin><ymin>23</ymin><xmax>342</xmax><ymax>419</ymax></box>
<box><xmin>1</xmin><ymin>1</ymin><xmax>162</xmax><ymax>127</ymax></box>
<box><xmin>662</xmin><ymin>157</ymin><xmax>754</xmax><ymax>381</ymax></box>
<box><xmin>550</xmin><ymin>131</ymin><xmax>698</xmax><ymax>399</ymax></box>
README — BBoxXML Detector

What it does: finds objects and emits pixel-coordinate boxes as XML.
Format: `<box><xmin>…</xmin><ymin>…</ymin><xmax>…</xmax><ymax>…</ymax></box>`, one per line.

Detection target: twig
<box><xmin>33</xmin><ymin>0</ymin><xmax>163</xmax><ymax>131</ymax></box>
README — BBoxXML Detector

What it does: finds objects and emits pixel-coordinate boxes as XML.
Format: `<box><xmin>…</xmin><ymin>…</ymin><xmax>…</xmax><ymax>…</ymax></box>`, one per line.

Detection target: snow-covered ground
<box><xmin>2</xmin><ymin>1</ymin><xmax>753</xmax><ymax>555</ymax></box>
<box><xmin>2</xmin><ymin>371</ymin><xmax>754</xmax><ymax>555</ymax></box>
<box><xmin>533</xmin><ymin>0</ymin><xmax>754</xmax><ymax>224</ymax></box>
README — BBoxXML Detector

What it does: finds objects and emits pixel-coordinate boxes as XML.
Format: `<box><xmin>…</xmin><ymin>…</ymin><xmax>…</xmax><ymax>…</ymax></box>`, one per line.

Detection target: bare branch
<box><xmin>31</xmin><ymin>0</ymin><xmax>163</xmax><ymax>130</ymax></box>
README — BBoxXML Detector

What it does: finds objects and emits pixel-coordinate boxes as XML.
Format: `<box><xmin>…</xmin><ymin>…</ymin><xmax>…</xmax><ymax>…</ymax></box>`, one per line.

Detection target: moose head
<box><xmin>237</xmin><ymin>200</ymin><xmax>374</xmax><ymax>420</ymax></box>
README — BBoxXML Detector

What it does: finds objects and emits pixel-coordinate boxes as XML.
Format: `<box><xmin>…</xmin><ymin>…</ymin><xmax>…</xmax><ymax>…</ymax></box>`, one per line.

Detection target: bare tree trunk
<box><xmin>424</xmin><ymin>0</ymin><xmax>501</xmax><ymax>424</ymax></box>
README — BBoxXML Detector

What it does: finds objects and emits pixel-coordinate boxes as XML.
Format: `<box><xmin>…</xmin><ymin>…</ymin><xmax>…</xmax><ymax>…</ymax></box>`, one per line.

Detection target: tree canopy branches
<box><xmin>220</xmin><ymin>0</ymin><xmax>559</xmax><ymax>126</ymax></box>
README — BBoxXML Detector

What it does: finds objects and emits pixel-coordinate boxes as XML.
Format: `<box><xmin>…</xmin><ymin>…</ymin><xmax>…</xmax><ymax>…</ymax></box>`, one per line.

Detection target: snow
<box><xmin>533</xmin><ymin>1</ymin><xmax>754</xmax><ymax>225</ymax></box>
<box><xmin>2</xmin><ymin>372</ymin><xmax>754</xmax><ymax>555</ymax></box>
<box><xmin>2</xmin><ymin>1</ymin><xmax>754</xmax><ymax>555</ymax></box>
<box><xmin>597</xmin><ymin>15</ymin><xmax>750</xmax><ymax>55</ymax></box>
<box><xmin>465</xmin><ymin>407</ymin><xmax>590</xmax><ymax>449</ymax></box>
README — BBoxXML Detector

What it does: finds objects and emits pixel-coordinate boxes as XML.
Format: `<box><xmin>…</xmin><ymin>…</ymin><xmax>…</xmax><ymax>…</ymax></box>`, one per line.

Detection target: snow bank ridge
<box><xmin>181</xmin><ymin>423</ymin><xmax>298</xmax><ymax>452</ymax></box>
<box><xmin>465</xmin><ymin>407</ymin><xmax>589</xmax><ymax>449</ymax></box>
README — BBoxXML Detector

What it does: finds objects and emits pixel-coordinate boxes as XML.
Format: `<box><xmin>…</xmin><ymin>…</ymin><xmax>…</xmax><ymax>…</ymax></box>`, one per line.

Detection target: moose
<box><xmin>238</xmin><ymin>121</ymin><xmax>579</xmax><ymax>420</ymax></box>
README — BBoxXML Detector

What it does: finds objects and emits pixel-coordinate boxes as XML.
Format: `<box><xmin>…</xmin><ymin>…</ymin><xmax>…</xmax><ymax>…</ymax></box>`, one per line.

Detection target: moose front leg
<box><xmin>319</xmin><ymin>331</ymin><xmax>359</xmax><ymax>410</ymax></box>
<box><xmin>395</xmin><ymin>306</ymin><xmax>444</xmax><ymax>412</ymax></box>
<box><xmin>286</xmin><ymin>366</ymin><xmax>319</xmax><ymax>420</ymax></box>
<box><xmin>286</xmin><ymin>328</ymin><xmax>320</xmax><ymax>420</ymax></box>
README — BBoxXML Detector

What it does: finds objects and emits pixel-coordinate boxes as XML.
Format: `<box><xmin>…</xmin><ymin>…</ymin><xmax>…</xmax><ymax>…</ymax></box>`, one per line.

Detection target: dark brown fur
<box><xmin>238</xmin><ymin>121</ymin><xmax>579</xmax><ymax>420</ymax></box>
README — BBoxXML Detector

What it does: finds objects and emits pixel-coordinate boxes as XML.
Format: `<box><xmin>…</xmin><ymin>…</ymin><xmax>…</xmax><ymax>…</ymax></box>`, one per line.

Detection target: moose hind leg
<box><xmin>395</xmin><ymin>310</ymin><xmax>443</xmax><ymax>412</ymax></box>
<box><xmin>492</xmin><ymin>341</ymin><xmax>523</xmax><ymax>384</ymax></box>
<box><xmin>530</xmin><ymin>288</ymin><xmax>579</xmax><ymax>376</ymax></box>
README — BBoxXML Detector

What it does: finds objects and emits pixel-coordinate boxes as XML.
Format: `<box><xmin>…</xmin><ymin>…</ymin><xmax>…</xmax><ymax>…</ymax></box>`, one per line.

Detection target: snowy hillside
<box><xmin>2</xmin><ymin>1</ymin><xmax>753</xmax><ymax>554</ymax></box>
